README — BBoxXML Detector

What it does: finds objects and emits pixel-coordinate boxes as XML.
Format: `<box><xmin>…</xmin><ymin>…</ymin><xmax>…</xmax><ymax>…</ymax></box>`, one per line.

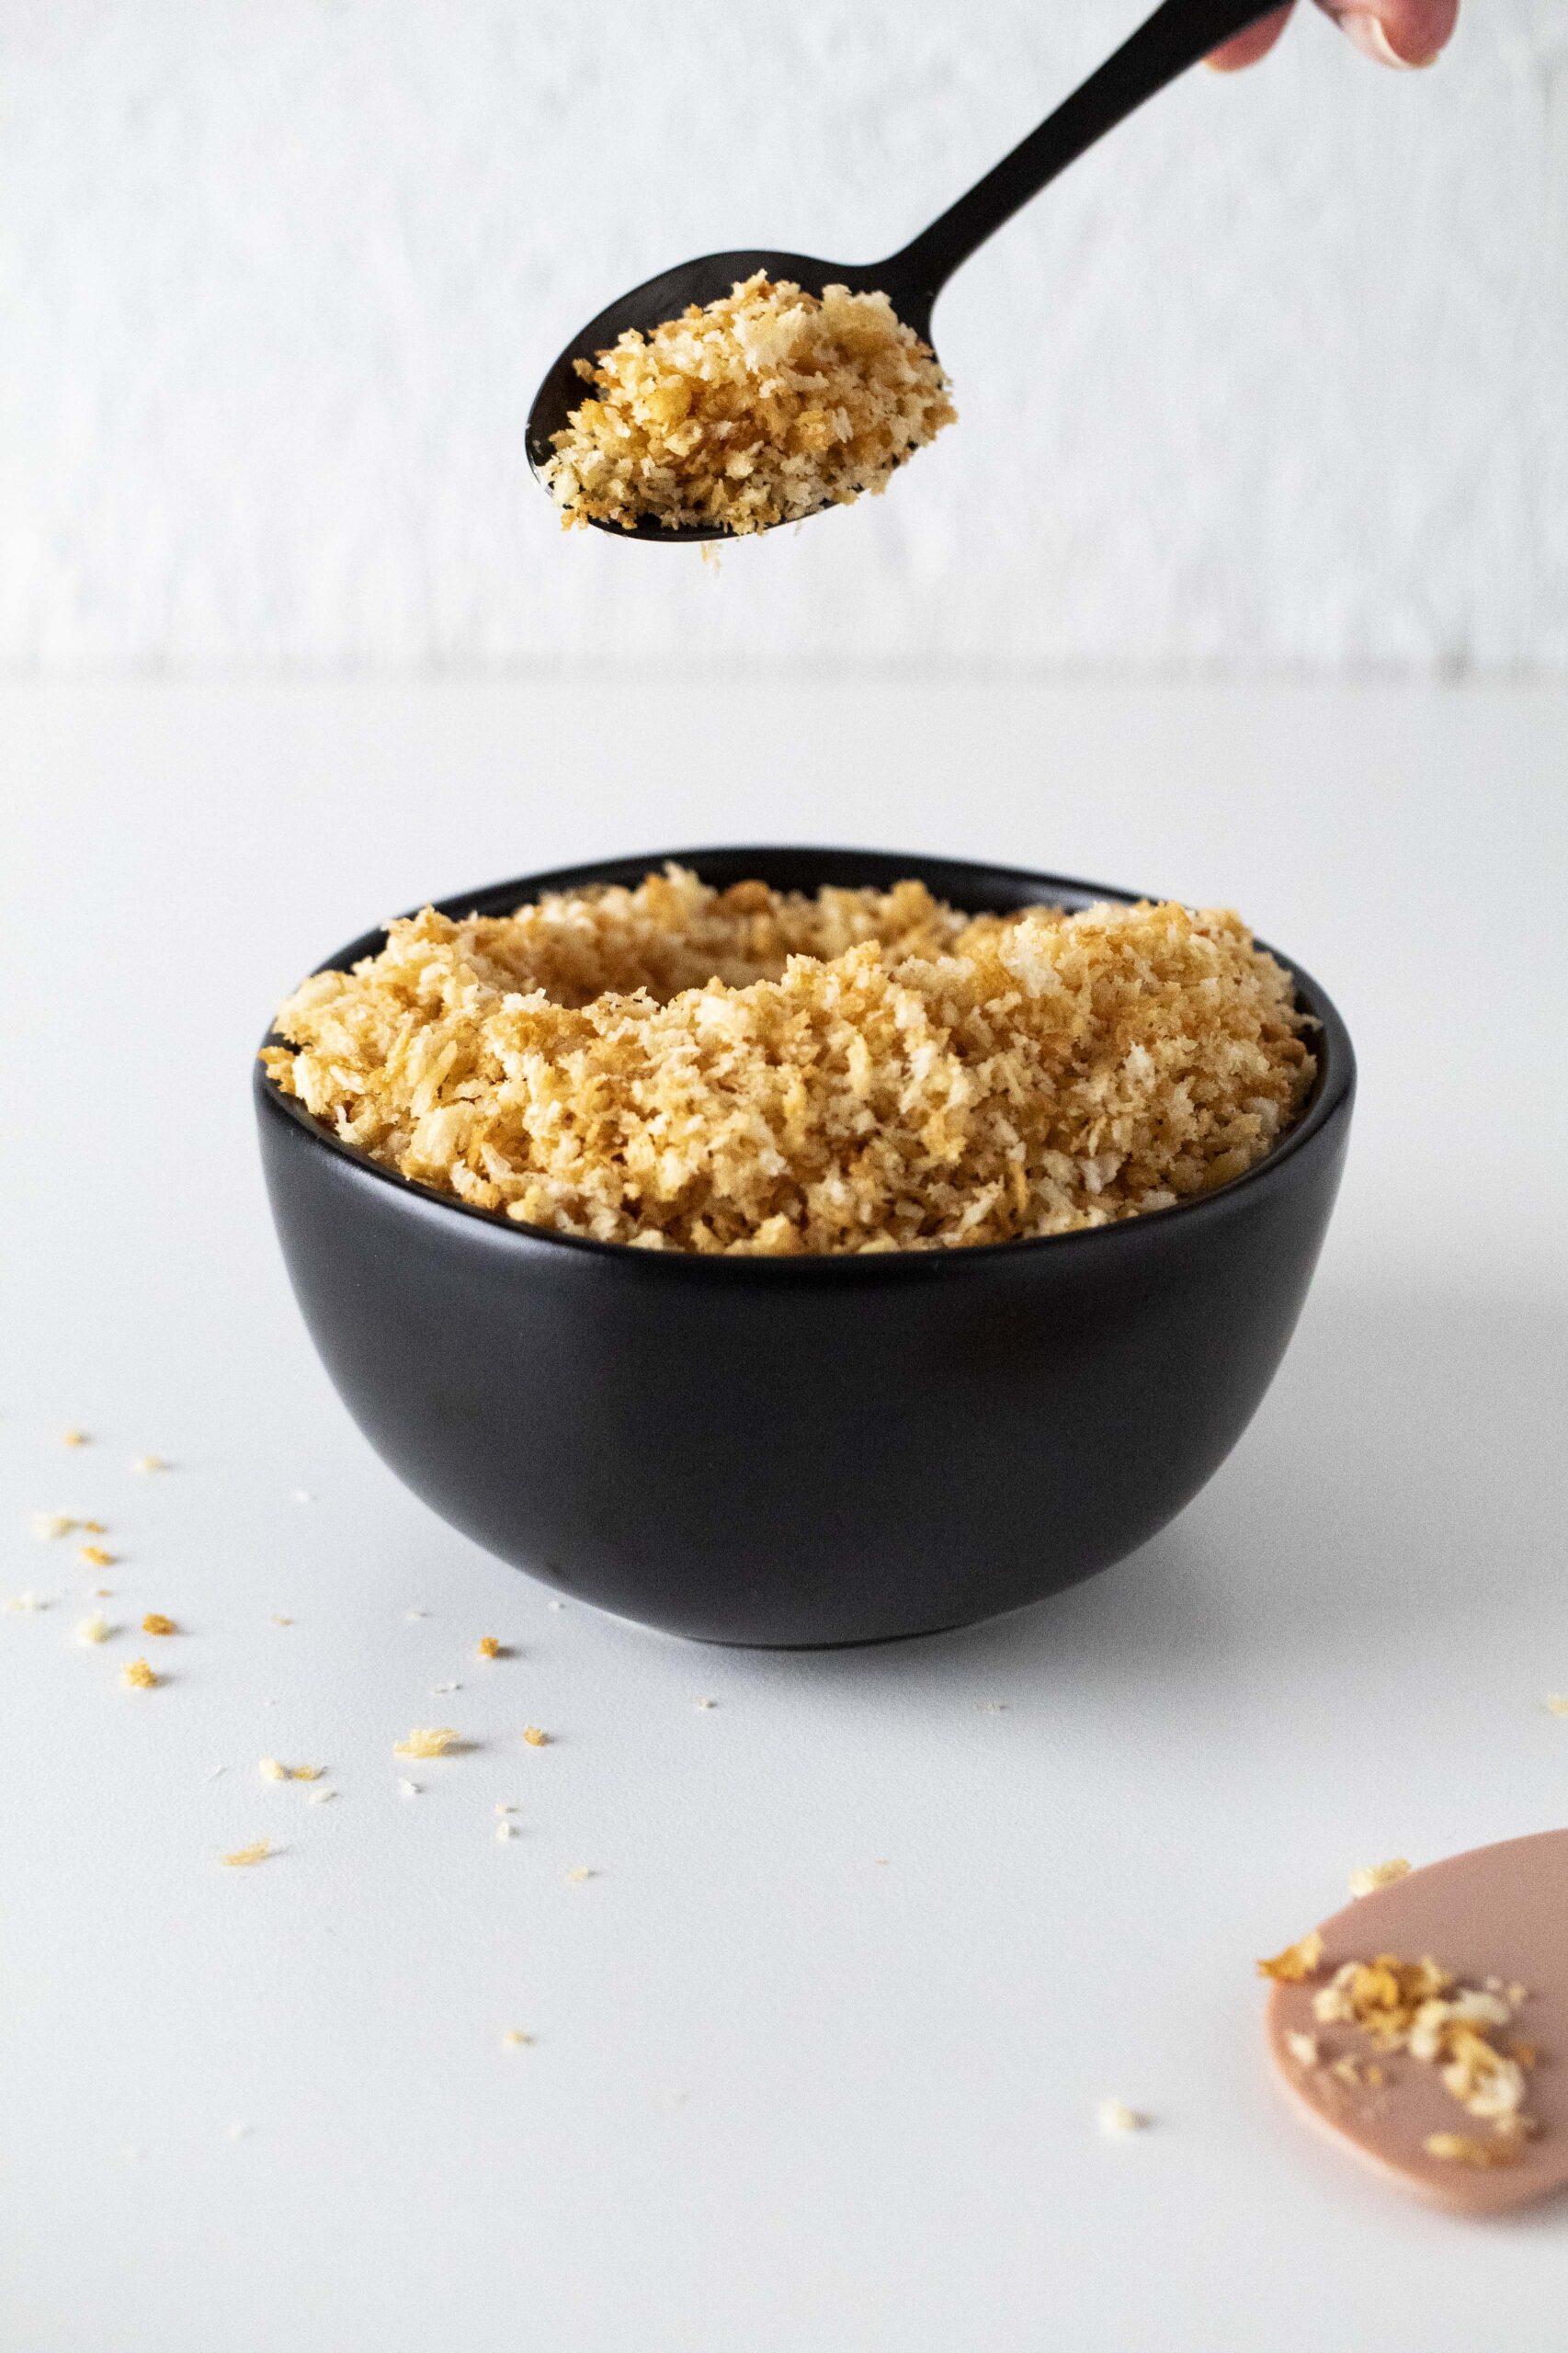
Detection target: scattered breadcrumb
<box><xmin>1257</xmin><ymin>1931</ymin><xmax>1325</xmax><ymax>1984</ymax></box>
<box><xmin>29</xmin><ymin>1512</ymin><xmax>73</xmax><ymax>1540</ymax></box>
<box><xmin>5</xmin><ymin>1590</ymin><xmax>49</xmax><ymax>1612</ymax></box>
<box><xmin>122</xmin><ymin>1656</ymin><xmax>158</xmax><ymax>1688</ymax></box>
<box><xmin>548</xmin><ymin>1599</ymin><xmax>564</xmax><ymax>1610</ymax></box>
<box><xmin>293</xmin><ymin>1765</ymin><xmax>324</xmax><ymax>1782</ymax></box>
<box><xmin>501</xmin><ymin>2029</ymin><xmax>534</xmax><ymax>2050</ymax></box>
<box><xmin>259</xmin><ymin>1756</ymin><xmax>289</xmax><ymax>1781</ymax></box>
<box><xmin>142</xmin><ymin>1612</ymin><xmax>177</xmax><ymax>1637</ymax></box>
<box><xmin>308</xmin><ymin>1787</ymin><xmax>336</xmax><ymax>1806</ymax></box>
<box><xmin>131</xmin><ymin>1454</ymin><xmax>167</xmax><ymax>1474</ymax></box>
<box><xmin>398</xmin><ymin>1779</ymin><xmax>421</xmax><ymax>1798</ymax></box>
<box><xmin>220</xmin><ymin>1839</ymin><xmax>272</xmax><ymax>1868</ymax></box>
<box><xmin>522</xmin><ymin>1726</ymin><xmax>549</xmax><ymax>1747</ymax></box>
<box><xmin>1280</xmin><ymin>1944</ymin><xmax>1540</xmax><ymax>2143</ymax></box>
<box><xmin>264</xmin><ymin>869</ymin><xmax>1314</xmax><ymax>1256</ymax></box>
<box><xmin>1545</xmin><ymin>1695</ymin><xmax>1568</xmax><ymax>1717</ymax></box>
<box><xmin>1097</xmin><ymin>2102</ymin><xmax>1148</xmax><ymax>2137</ymax></box>
<box><xmin>393</xmin><ymin>1727</ymin><xmax>461</xmax><ymax>1758</ymax></box>
<box><xmin>541</xmin><ymin>274</ymin><xmax>955</xmax><ymax>536</ymax></box>
<box><xmin>565</xmin><ymin>1866</ymin><xmax>595</xmax><ymax>1883</ymax></box>
<box><xmin>495</xmin><ymin>1819</ymin><xmax>517</xmax><ymax>1841</ymax></box>
<box><xmin>1283</xmin><ymin>2030</ymin><xmax>1320</xmax><ymax>2068</ymax></box>
<box><xmin>403</xmin><ymin>1609</ymin><xmax>428</xmax><ymax>1623</ymax></box>
<box><xmin>476</xmin><ymin>1636</ymin><xmax>504</xmax><ymax>1659</ymax></box>
<box><xmin>693</xmin><ymin>1697</ymin><xmax>717</xmax><ymax>1711</ymax></box>
<box><xmin>77</xmin><ymin>1544</ymin><xmax>114</xmax><ymax>1569</ymax></box>
<box><xmin>430</xmin><ymin>1680</ymin><xmax>460</xmax><ymax>1695</ymax></box>
<box><xmin>495</xmin><ymin>1801</ymin><xmax>517</xmax><ymax>1814</ymax></box>
<box><xmin>74</xmin><ymin>1611</ymin><xmax>111</xmax><ymax>1645</ymax></box>
<box><xmin>1349</xmin><ymin>1858</ymin><xmax>1412</xmax><ymax>1899</ymax></box>
<box><xmin>89</xmin><ymin>1585</ymin><xmax>113</xmax><ymax>1597</ymax></box>
<box><xmin>268</xmin><ymin>1613</ymin><xmax>293</xmax><ymax>1628</ymax></box>
<box><xmin>62</xmin><ymin>1427</ymin><xmax>88</xmax><ymax>1448</ymax></box>
<box><xmin>81</xmin><ymin>1519</ymin><xmax>107</xmax><ymax>1535</ymax></box>
<box><xmin>1425</xmin><ymin>2132</ymin><xmax>1519</xmax><ymax>2168</ymax></box>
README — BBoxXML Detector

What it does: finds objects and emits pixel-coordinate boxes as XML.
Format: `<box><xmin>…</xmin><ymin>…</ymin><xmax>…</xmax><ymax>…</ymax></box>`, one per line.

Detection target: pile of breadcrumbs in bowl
<box><xmin>264</xmin><ymin>868</ymin><xmax>1316</xmax><ymax>1257</ymax></box>
<box><xmin>541</xmin><ymin>275</ymin><xmax>956</xmax><ymax>535</ymax></box>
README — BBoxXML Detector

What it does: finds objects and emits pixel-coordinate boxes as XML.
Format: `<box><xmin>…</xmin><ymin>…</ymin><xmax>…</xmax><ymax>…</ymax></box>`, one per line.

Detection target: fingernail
<box><xmin>1334</xmin><ymin>11</ymin><xmax>1442</xmax><ymax>68</ymax></box>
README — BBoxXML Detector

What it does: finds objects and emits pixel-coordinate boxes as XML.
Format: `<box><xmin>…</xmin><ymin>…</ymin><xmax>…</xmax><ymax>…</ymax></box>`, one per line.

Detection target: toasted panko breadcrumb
<box><xmin>1349</xmin><ymin>1858</ymin><xmax>1412</xmax><ymax>1898</ymax></box>
<box><xmin>1302</xmin><ymin>1952</ymin><xmax>1538</xmax><ymax>2139</ymax></box>
<box><xmin>78</xmin><ymin>1545</ymin><xmax>114</xmax><ymax>1569</ymax></box>
<box><xmin>1258</xmin><ymin>1931</ymin><xmax>1325</xmax><ymax>1983</ymax></box>
<box><xmin>542</xmin><ymin>274</ymin><xmax>954</xmax><ymax>536</ymax></box>
<box><xmin>131</xmin><ymin>1454</ymin><xmax>167</xmax><ymax>1474</ymax></box>
<box><xmin>264</xmin><ymin>868</ymin><xmax>1315</xmax><ymax>1257</ymax></box>
<box><xmin>1425</xmin><ymin>2132</ymin><xmax>1519</xmax><ymax>2168</ymax></box>
<box><xmin>62</xmin><ymin>1427</ymin><xmax>88</xmax><ymax>1448</ymax></box>
<box><xmin>122</xmin><ymin>1656</ymin><xmax>158</xmax><ymax>1688</ymax></box>
<box><xmin>393</xmin><ymin>1727</ymin><xmax>461</xmax><ymax>1758</ymax></box>
<box><xmin>142</xmin><ymin>1613</ymin><xmax>177</xmax><ymax>1637</ymax></box>
<box><xmin>1096</xmin><ymin>2102</ymin><xmax>1148</xmax><ymax>2136</ymax></box>
<box><xmin>221</xmin><ymin>1839</ymin><xmax>272</xmax><ymax>1868</ymax></box>
<box><xmin>476</xmin><ymin>1635</ymin><xmax>503</xmax><ymax>1659</ymax></box>
<box><xmin>522</xmin><ymin>1726</ymin><xmax>549</xmax><ymax>1747</ymax></box>
<box><xmin>501</xmin><ymin>2029</ymin><xmax>533</xmax><ymax>2049</ymax></box>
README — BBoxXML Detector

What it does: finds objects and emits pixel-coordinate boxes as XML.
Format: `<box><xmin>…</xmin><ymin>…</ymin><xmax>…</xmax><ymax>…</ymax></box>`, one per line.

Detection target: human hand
<box><xmin>1209</xmin><ymin>0</ymin><xmax>1459</xmax><ymax>73</ymax></box>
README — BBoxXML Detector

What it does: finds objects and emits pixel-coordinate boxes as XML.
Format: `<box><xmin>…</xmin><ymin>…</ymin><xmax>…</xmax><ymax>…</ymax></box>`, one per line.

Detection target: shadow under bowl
<box><xmin>255</xmin><ymin>846</ymin><xmax>1355</xmax><ymax>1647</ymax></box>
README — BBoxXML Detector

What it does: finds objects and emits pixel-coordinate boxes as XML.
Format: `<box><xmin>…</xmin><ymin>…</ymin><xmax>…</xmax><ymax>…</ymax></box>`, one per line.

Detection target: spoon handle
<box><xmin>885</xmin><ymin>0</ymin><xmax>1287</xmax><ymax>309</ymax></box>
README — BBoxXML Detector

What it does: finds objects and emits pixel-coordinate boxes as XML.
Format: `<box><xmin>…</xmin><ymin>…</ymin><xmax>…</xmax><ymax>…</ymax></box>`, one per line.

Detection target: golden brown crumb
<box><xmin>1425</xmin><ymin>2132</ymin><xmax>1519</xmax><ymax>2168</ymax></box>
<box><xmin>77</xmin><ymin>1545</ymin><xmax>114</xmax><ymax>1569</ymax></box>
<box><xmin>292</xmin><ymin>1765</ymin><xmax>324</xmax><ymax>1782</ymax></box>
<box><xmin>476</xmin><ymin>1636</ymin><xmax>503</xmax><ymax>1659</ymax></box>
<box><xmin>122</xmin><ymin>1656</ymin><xmax>158</xmax><ymax>1688</ymax></box>
<box><xmin>522</xmin><ymin>1726</ymin><xmax>549</xmax><ymax>1748</ymax></box>
<box><xmin>393</xmin><ymin>1727</ymin><xmax>461</xmax><ymax>1758</ymax></box>
<box><xmin>1257</xmin><ymin>1930</ymin><xmax>1325</xmax><ymax>1983</ymax></box>
<box><xmin>1348</xmin><ymin>1857</ymin><xmax>1411</xmax><ymax>1898</ymax></box>
<box><xmin>74</xmin><ymin>1611</ymin><xmax>111</xmax><ymax>1645</ymax></box>
<box><xmin>220</xmin><ymin>1839</ymin><xmax>272</xmax><ymax>1868</ymax></box>
<box><xmin>81</xmin><ymin>1519</ymin><xmax>106</xmax><ymax>1534</ymax></box>
<box><xmin>141</xmin><ymin>1612</ymin><xmax>177</xmax><ymax>1637</ymax></box>
<box><xmin>1309</xmin><ymin>1953</ymin><xmax>1535</xmax><ymax>2135</ymax></box>
<box><xmin>131</xmin><ymin>1454</ymin><xmax>167</xmax><ymax>1474</ymax></box>
<box><xmin>62</xmin><ymin>1427</ymin><xmax>88</xmax><ymax>1448</ymax></box>
<box><xmin>1096</xmin><ymin>2101</ymin><xmax>1148</xmax><ymax>2136</ymax></box>
<box><xmin>265</xmin><ymin>869</ymin><xmax>1314</xmax><ymax>1257</ymax></box>
<box><xmin>542</xmin><ymin>274</ymin><xmax>955</xmax><ymax>536</ymax></box>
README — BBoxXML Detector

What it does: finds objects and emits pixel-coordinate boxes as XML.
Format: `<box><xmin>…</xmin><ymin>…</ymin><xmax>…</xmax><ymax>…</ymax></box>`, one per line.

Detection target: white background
<box><xmin>3</xmin><ymin>677</ymin><xmax>1566</xmax><ymax>2349</ymax></box>
<box><xmin>4</xmin><ymin>0</ymin><xmax>1566</xmax><ymax>673</ymax></box>
<box><xmin>6</xmin><ymin>2</ymin><xmax>1568</xmax><ymax>2341</ymax></box>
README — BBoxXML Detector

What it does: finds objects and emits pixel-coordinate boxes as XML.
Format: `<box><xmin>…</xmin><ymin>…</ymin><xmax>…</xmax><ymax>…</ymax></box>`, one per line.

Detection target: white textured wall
<box><xmin>3</xmin><ymin>0</ymin><xmax>1564</xmax><ymax>674</ymax></box>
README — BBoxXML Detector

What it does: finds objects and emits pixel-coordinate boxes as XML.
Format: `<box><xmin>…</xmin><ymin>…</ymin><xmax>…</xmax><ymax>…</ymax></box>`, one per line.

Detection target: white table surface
<box><xmin>3</xmin><ymin>676</ymin><xmax>1566</xmax><ymax>2352</ymax></box>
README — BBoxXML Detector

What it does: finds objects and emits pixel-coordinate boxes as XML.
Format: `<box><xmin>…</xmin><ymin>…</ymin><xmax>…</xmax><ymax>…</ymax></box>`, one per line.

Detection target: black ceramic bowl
<box><xmin>256</xmin><ymin>847</ymin><xmax>1354</xmax><ymax>1646</ymax></box>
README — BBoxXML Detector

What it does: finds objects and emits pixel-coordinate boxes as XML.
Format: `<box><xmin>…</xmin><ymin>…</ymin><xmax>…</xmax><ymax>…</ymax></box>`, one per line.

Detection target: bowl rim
<box><xmin>255</xmin><ymin>843</ymin><xmax>1356</xmax><ymax>1280</ymax></box>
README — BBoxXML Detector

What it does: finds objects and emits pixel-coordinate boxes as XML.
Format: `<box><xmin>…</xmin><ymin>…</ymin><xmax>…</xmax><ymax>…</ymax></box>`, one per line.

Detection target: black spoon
<box><xmin>527</xmin><ymin>0</ymin><xmax>1284</xmax><ymax>542</ymax></box>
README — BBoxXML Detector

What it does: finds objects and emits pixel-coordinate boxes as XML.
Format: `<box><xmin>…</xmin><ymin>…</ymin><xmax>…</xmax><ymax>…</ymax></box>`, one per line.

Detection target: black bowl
<box><xmin>255</xmin><ymin>847</ymin><xmax>1354</xmax><ymax>1647</ymax></box>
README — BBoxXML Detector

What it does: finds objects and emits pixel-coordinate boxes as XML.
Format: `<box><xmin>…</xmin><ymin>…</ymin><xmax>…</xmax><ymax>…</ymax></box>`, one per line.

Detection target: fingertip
<box><xmin>1207</xmin><ymin>6</ymin><xmax>1296</xmax><ymax>73</ymax></box>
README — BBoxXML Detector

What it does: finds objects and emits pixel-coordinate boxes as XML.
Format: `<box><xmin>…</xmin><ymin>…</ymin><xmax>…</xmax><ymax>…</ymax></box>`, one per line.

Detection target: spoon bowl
<box><xmin>524</xmin><ymin>248</ymin><xmax>936</xmax><ymax>543</ymax></box>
